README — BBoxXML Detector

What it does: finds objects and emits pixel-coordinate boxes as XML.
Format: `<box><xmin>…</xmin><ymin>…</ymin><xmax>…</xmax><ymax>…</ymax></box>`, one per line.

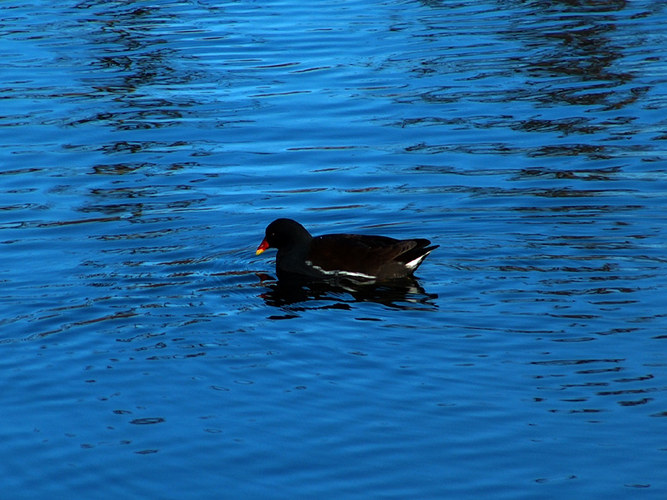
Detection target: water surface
<box><xmin>1</xmin><ymin>0</ymin><xmax>666</xmax><ymax>498</ymax></box>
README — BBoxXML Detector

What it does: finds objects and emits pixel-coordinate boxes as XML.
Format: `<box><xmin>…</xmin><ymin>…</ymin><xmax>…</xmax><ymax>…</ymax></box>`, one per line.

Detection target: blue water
<box><xmin>2</xmin><ymin>0</ymin><xmax>666</xmax><ymax>498</ymax></box>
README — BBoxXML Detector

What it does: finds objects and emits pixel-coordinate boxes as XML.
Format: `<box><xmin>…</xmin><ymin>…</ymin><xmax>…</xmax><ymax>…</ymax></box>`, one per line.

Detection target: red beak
<box><xmin>256</xmin><ymin>238</ymin><xmax>270</xmax><ymax>255</ymax></box>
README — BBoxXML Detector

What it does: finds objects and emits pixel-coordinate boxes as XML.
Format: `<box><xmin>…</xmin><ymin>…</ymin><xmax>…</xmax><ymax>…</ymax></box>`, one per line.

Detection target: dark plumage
<box><xmin>256</xmin><ymin>218</ymin><xmax>438</xmax><ymax>282</ymax></box>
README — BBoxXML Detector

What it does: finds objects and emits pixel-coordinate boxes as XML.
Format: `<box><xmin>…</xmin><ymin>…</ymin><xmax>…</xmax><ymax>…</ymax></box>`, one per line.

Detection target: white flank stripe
<box><xmin>308</xmin><ymin>262</ymin><xmax>376</xmax><ymax>280</ymax></box>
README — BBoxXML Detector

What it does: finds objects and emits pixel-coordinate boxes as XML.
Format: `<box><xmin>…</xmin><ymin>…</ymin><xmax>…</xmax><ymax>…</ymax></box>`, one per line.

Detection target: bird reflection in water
<box><xmin>257</xmin><ymin>272</ymin><xmax>438</xmax><ymax>311</ymax></box>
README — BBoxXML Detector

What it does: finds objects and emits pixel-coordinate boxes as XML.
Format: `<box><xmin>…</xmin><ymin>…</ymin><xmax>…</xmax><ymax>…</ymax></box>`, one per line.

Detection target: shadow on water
<box><xmin>257</xmin><ymin>273</ymin><xmax>438</xmax><ymax>313</ymax></box>
<box><xmin>407</xmin><ymin>0</ymin><xmax>659</xmax><ymax>164</ymax></box>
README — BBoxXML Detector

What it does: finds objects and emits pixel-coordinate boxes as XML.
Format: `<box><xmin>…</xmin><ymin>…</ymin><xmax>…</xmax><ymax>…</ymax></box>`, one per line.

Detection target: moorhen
<box><xmin>256</xmin><ymin>218</ymin><xmax>438</xmax><ymax>282</ymax></box>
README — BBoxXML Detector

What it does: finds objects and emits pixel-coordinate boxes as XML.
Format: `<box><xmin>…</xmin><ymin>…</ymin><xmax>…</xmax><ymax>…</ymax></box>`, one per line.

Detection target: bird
<box><xmin>256</xmin><ymin>218</ymin><xmax>438</xmax><ymax>283</ymax></box>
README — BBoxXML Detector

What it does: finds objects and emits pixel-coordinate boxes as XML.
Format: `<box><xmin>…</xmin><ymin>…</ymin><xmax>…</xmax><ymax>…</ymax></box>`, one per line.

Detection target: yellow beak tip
<box><xmin>255</xmin><ymin>248</ymin><xmax>265</xmax><ymax>256</ymax></box>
